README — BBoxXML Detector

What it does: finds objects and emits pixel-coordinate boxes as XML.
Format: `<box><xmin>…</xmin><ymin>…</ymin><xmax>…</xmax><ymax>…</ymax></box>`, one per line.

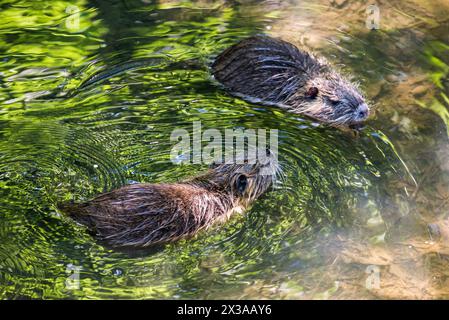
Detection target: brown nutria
<box><xmin>58</xmin><ymin>156</ymin><xmax>279</xmax><ymax>248</ymax></box>
<box><xmin>212</xmin><ymin>35</ymin><xmax>369</xmax><ymax>127</ymax></box>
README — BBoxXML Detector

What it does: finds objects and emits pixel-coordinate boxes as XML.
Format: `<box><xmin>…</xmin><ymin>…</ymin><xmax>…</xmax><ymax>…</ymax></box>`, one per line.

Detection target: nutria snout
<box><xmin>212</xmin><ymin>36</ymin><xmax>369</xmax><ymax>127</ymax></box>
<box><xmin>59</xmin><ymin>155</ymin><xmax>279</xmax><ymax>248</ymax></box>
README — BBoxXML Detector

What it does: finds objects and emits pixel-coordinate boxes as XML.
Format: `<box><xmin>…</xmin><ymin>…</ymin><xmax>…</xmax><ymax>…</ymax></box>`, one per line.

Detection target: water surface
<box><xmin>1</xmin><ymin>0</ymin><xmax>449</xmax><ymax>299</ymax></box>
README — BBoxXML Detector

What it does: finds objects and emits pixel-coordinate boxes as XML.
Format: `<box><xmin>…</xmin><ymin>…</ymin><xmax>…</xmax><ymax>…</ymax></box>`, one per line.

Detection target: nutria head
<box><xmin>297</xmin><ymin>69</ymin><xmax>369</xmax><ymax>126</ymax></box>
<box><xmin>192</xmin><ymin>153</ymin><xmax>279</xmax><ymax>208</ymax></box>
<box><xmin>59</xmin><ymin>151</ymin><xmax>279</xmax><ymax>248</ymax></box>
<box><xmin>212</xmin><ymin>35</ymin><xmax>370</xmax><ymax>127</ymax></box>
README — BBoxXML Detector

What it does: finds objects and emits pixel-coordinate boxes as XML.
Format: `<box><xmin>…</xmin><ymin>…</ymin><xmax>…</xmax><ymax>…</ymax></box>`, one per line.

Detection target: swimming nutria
<box><xmin>58</xmin><ymin>157</ymin><xmax>279</xmax><ymax>248</ymax></box>
<box><xmin>212</xmin><ymin>35</ymin><xmax>369</xmax><ymax>127</ymax></box>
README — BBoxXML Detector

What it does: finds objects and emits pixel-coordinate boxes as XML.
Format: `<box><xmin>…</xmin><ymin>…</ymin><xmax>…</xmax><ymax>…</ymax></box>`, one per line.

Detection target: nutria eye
<box><xmin>305</xmin><ymin>86</ymin><xmax>319</xmax><ymax>99</ymax></box>
<box><xmin>236</xmin><ymin>174</ymin><xmax>248</xmax><ymax>194</ymax></box>
<box><xmin>330</xmin><ymin>99</ymin><xmax>340</xmax><ymax>106</ymax></box>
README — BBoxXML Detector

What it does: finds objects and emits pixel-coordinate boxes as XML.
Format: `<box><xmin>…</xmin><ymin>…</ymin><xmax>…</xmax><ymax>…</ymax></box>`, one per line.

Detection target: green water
<box><xmin>1</xmin><ymin>0</ymin><xmax>449</xmax><ymax>299</ymax></box>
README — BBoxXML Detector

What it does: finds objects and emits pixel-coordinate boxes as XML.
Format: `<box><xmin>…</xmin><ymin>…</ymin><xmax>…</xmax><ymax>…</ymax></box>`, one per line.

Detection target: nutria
<box><xmin>212</xmin><ymin>36</ymin><xmax>369</xmax><ymax>127</ymax></box>
<box><xmin>58</xmin><ymin>156</ymin><xmax>279</xmax><ymax>248</ymax></box>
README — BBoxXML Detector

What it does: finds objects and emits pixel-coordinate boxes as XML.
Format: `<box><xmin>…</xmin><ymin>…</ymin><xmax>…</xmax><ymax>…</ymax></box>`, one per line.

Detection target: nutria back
<box><xmin>60</xmin><ymin>183</ymin><xmax>235</xmax><ymax>247</ymax></box>
<box><xmin>59</xmin><ymin>159</ymin><xmax>279</xmax><ymax>248</ymax></box>
<box><xmin>212</xmin><ymin>36</ymin><xmax>369</xmax><ymax>127</ymax></box>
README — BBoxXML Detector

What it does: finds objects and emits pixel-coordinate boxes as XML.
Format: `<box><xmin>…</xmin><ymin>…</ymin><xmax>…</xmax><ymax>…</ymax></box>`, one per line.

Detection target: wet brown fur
<box><xmin>59</xmin><ymin>159</ymin><xmax>279</xmax><ymax>248</ymax></box>
<box><xmin>212</xmin><ymin>35</ymin><xmax>369</xmax><ymax>126</ymax></box>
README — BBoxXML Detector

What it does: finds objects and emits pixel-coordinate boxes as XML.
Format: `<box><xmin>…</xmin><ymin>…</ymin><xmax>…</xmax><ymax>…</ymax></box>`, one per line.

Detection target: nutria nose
<box><xmin>357</xmin><ymin>103</ymin><xmax>369</xmax><ymax>119</ymax></box>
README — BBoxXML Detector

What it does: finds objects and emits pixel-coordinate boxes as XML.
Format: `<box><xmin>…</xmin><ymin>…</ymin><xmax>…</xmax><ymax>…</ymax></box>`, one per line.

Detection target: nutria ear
<box><xmin>236</xmin><ymin>174</ymin><xmax>248</xmax><ymax>195</ymax></box>
<box><xmin>305</xmin><ymin>86</ymin><xmax>319</xmax><ymax>99</ymax></box>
